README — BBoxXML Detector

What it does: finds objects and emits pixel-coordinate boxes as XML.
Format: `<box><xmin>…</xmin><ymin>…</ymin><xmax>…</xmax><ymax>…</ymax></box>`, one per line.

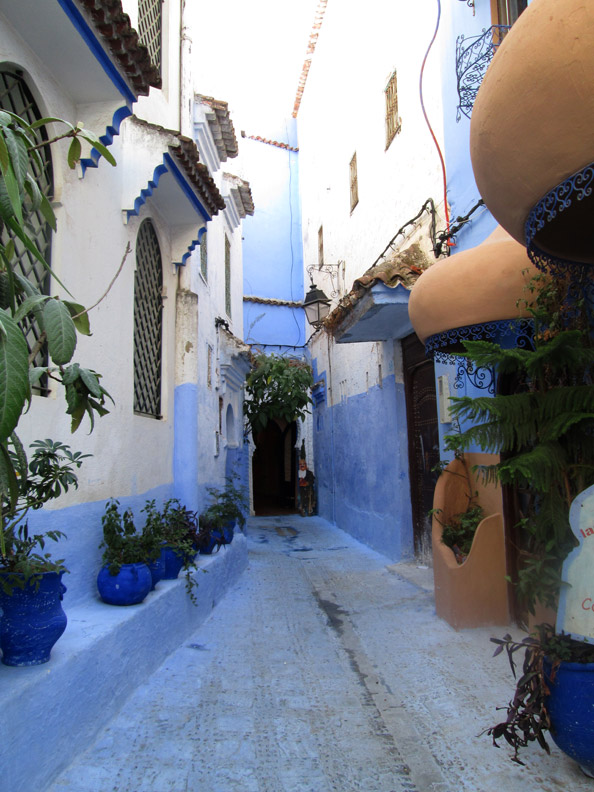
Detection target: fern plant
<box><xmin>445</xmin><ymin>275</ymin><xmax>594</xmax><ymax>612</ymax></box>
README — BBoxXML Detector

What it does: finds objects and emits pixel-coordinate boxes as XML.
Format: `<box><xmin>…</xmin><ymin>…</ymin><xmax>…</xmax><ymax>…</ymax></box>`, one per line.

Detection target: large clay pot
<box><xmin>160</xmin><ymin>546</ymin><xmax>186</xmax><ymax>579</ymax></box>
<box><xmin>97</xmin><ymin>563</ymin><xmax>151</xmax><ymax>606</ymax></box>
<box><xmin>545</xmin><ymin>659</ymin><xmax>594</xmax><ymax>777</ymax></box>
<box><xmin>0</xmin><ymin>571</ymin><xmax>67</xmax><ymax>666</ymax></box>
<box><xmin>470</xmin><ymin>0</ymin><xmax>594</xmax><ymax>264</ymax></box>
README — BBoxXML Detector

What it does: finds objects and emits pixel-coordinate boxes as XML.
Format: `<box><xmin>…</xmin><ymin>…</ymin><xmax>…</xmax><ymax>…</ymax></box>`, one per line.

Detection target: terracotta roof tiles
<box><xmin>77</xmin><ymin>0</ymin><xmax>162</xmax><ymax>95</ymax></box>
<box><xmin>195</xmin><ymin>95</ymin><xmax>239</xmax><ymax>161</ymax></box>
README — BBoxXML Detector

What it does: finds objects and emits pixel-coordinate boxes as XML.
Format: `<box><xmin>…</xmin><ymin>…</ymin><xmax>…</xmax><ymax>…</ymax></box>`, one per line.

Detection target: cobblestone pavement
<box><xmin>48</xmin><ymin>516</ymin><xmax>592</xmax><ymax>792</ymax></box>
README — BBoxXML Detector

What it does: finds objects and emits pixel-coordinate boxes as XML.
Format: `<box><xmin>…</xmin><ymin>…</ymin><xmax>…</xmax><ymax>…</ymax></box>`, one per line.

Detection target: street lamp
<box><xmin>302</xmin><ymin>281</ymin><xmax>331</xmax><ymax>329</ymax></box>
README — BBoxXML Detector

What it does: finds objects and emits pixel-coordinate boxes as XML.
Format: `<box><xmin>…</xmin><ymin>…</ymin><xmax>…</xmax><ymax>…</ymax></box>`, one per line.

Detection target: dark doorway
<box><xmin>252</xmin><ymin>420</ymin><xmax>298</xmax><ymax>515</ymax></box>
<box><xmin>402</xmin><ymin>333</ymin><xmax>440</xmax><ymax>562</ymax></box>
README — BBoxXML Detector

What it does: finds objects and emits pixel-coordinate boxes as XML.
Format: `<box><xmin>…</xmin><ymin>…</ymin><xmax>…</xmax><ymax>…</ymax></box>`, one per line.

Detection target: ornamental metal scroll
<box><xmin>455</xmin><ymin>26</ymin><xmax>509</xmax><ymax>121</ymax></box>
<box><xmin>525</xmin><ymin>161</ymin><xmax>594</xmax><ymax>315</ymax></box>
<box><xmin>426</xmin><ymin>319</ymin><xmax>535</xmax><ymax>396</ymax></box>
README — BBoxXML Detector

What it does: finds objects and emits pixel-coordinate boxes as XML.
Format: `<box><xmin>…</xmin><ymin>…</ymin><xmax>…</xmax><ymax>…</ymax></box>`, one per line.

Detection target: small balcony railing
<box><xmin>456</xmin><ymin>26</ymin><xmax>510</xmax><ymax>121</ymax></box>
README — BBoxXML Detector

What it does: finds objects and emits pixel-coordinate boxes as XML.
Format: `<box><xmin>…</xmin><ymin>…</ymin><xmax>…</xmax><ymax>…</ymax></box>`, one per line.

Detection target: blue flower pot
<box><xmin>160</xmin><ymin>546</ymin><xmax>186</xmax><ymax>579</ymax></box>
<box><xmin>199</xmin><ymin>530</ymin><xmax>222</xmax><ymax>555</ymax></box>
<box><xmin>0</xmin><ymin>571</ymin><xmax>67</xmax><ymax>666</ymax></box>
<box><xmin>97</xmin><ymin>563</ymin><xmax>151</xmax><ymax>606</ymax></box>
<box><xmin>223</xmin><ymin>520</ymin><xmax>235</xmax><ymax>544</ymax></box>
<box><xmin>546</xmin><ymin>658</ymin><xmax>594</xmax><ymax>777</ymax></box>
<box><xmin>147</xmin><ymin>555</ymin><xmax>165</xmax><ymax>590</ymax></box>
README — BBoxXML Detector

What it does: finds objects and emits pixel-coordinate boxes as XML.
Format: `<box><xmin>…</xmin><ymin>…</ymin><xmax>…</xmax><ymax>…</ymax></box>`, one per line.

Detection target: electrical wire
<box><xmin>419</xmin><ymin>0</ymin><xmax>454</xmax><ymax>247</ymax></box>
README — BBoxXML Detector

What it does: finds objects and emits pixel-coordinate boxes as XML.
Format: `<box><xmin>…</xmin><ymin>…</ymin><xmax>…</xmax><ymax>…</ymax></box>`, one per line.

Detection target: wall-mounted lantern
<box><xmin>302</xmin><ymin>281</ymin><xmax>331</xmax><ymax>329</ymax></box>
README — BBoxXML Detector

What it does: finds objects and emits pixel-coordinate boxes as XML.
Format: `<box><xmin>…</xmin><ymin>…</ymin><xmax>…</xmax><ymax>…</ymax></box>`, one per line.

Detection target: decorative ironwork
<box><xmin>428</xmin><ymin>320</ymin><xmax>534</xmax><ymax>395</ymax></box>
<box><xmin>0</xmin><ymin>69</ymin><xmax>53</xmax><ymax>393</ymax></box>
<box><xmin>385</xmin><ymin>70</ymin><xmax>401</xmax><ymax>149</ymax></box>
<box><xmin>458</xmin><ymin>0</ymin><xmax>475</xmax><ymax>8</ymax></box>
<box><xmin>456</xmin><ymin>26</ymin><xmax>509</xmax><ymax>121</ymax></box>
<box><xmin>524</xmin><ymin>161</ymin><xmax>594</xmax><ymax>312</ymax></box>
<box><xmin>453</xmin><ymin>360</ymin><xmax>496</xmax><ymax>394</ymax></box>
<box><xmin>134</xmin><ymin>219</ymin><xmax>163</xmax><ymax>417</ymax></box>
<box><xmin>138</xmin><ymin>0</ymin><xmax>162</xmax><ymax>76</ymax></box>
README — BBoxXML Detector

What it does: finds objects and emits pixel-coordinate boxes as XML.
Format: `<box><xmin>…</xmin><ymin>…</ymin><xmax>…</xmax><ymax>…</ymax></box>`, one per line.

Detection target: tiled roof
<box><xmin>195</xmin><ymin>95</ymin><xmax>239</xmax><ymax>161</ymax></box>
<box><xmin>130</xmin><ymin>117</ymin><xmax>226</xmax><ymax>215</ymax></box>
<box><xmin>77</xmin><ymin>0</ymin><xmax>162</xmax><ymax>95</ymax></box>
<box><xmin>323</xmin><ymin>243</ymin><xmax>430</xmax><ymax>333</ymax></box>
<box><xmin>292</xmin><ymin>0</ymin><xmax>329</xmax><ymax>117</ymax></box>
<box><xmin>223</xmin><ymin>173</ymin><xmax>255</xmax><ymax>217</ymax></box>
<box><xmin>241</xmin><ymin>133</ymin><xmax>299</xmax><ymax>153</ymax></box>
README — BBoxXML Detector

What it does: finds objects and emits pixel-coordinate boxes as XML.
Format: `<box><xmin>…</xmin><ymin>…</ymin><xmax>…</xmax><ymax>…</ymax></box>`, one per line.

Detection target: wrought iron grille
<box><xmin>224</xmin><ymin>236</ymin><xmax>231</xmax><ymax>317</ymax></box>
<box><xmin>138</xmin><ymin>0</ymin><xmax>163</xmax><ymax>76</ymax></box>
<box><xmin>455</xmin><ymin>26</ymin><xmax>509</xmax><ymax>121</ymax></box>
<box><xmin>0</xmin><ymin>69</ymin><xmax>53</xmax><ymax>392</ymax></box>
<box><xmin>134</xmin><ymin>219</ymin><xmax>163</xmax><ymax>417</ymax></box>
<box><xmin>385</xmin><ymin>70</ymin><xmax>401</xmax><ymax>149</ymax></box>
<box><xmin>349</xmin><ymin>152</ymin><xmax>359</xmax><ymax>212</ymax></box>
<box><xmin>200</xmin><ymin>232</ymin><xmax>207</xmax><ymax>280</ymax></box>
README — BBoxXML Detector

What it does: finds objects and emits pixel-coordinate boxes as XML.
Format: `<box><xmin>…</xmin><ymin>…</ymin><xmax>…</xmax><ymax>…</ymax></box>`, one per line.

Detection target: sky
<box><xmin>190</xmin><ymin>0</ymin><xmax>322</xmax><ymax>134</ymax></box>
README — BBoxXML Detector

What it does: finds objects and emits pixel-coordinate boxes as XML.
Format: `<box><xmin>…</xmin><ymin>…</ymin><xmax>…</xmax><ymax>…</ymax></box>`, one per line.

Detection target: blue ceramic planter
<box><xmin>160</xmin><ymin>546</ymin><xmax>186</xmax><ymax>579</ymax></box>
<box><xmin>147</xmin><ymin>555</ymin><xmax>165</xmax><ymax>590</ymax></box>
<box><xmin>546</xmin><ymin>659</ymin><xmax>594</xmax><ymax>777</ymax></box>
<box><xmin>223</xmin><ymin>520</ymin><xmax>235</xmax><ymax>544</ymax></box>
<box><xmin>0</xmin><ymin>571</ymin><xmax>67</xmax><ymax>666</ymax></box>
<box><xmin>97</xmin><ymin>563</ymin><xmax>151</xmax><ymax>606</ymax></box>
<box><xmin>199</xmin><ymin>530</ymin><xmax>222</xmax><ymax>555</ymax></box>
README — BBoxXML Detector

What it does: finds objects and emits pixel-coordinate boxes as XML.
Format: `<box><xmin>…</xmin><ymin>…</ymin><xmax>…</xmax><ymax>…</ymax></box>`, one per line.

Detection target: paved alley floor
<box><xmin>48</xmin><ymin>516</ymin><xmax>592</xmax><ymax>792</ymax></box>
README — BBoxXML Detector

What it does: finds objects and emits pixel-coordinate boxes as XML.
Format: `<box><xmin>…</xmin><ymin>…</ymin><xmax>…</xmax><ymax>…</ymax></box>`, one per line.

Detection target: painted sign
<box><xmin>556</xmin><ymin>484</ymin><xmax>594</xmax><ymax>644</ymax></box>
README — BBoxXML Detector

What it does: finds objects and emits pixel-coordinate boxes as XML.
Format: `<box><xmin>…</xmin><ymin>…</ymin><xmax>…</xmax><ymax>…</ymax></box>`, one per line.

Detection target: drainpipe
<box><xmin>179</xmin><ymin>0</ymin><xmax>192</xmax><ymax>137</ymax></box>
<box><xmin>326</xmin><ymin>332</ymin><xmax>336</xmax><ymax>525</ymax></box>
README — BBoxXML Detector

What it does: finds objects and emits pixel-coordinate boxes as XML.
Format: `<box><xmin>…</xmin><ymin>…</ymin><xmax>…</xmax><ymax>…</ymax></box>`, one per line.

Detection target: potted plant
<box><xmin>0</xmin><ymin>437</ymin><xmax>90</xmax><ymax>666</ymax></box>
<box><xmin>207</xmin><ymin>475</ymin><xmax>248</xmax><ymax>542</ymax></box>
<box><xmin>97</xmin><ymin>500</ymin><xmax>151</xmax><ymax>606</ymax></box>
<box><xmin>445</xmin><ymin>273</ymin><xmax>594</xmax><ymax>773</ymax></box>
<box><xmin>141</xmin><ymin>499</ymin><xmax>201</xmax><ymax>602</ymax></box>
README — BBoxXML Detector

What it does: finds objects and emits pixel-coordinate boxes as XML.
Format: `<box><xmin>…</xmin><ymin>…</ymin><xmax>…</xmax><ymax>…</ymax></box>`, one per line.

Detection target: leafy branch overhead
<box><xmin>0</xmin><ymin>109</ymin><xmax>116</xmax><ymax>508</ymax></box>
<box><xmin>243</xmin><ymin>353</ymin><xmax>314</xmax><ymax>435</ymax></box>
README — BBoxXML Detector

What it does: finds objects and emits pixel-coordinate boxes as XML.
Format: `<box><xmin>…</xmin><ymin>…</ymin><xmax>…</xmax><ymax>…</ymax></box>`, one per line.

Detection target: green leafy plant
<box><xmin>205</xmin><ymin>474</ymin><xmax>248</xmax><ymax>532</ymax></box>
<box><xmin>438</xmin><ymin>504</ymin><xmax>485</xmax><ymax>563</ymax></box>
<box><xmin>0</xmin><ymin>438</ymin><xmax>90</xmax><ymax>592</ymax></box>
<box><xmin>445</xmin><ymin>275</ymin><xmax>594</xmax><ymax>612</ymax></box>
<box><xmin>0</xmin><ymin>110</ymin><xmax>117</xmax><ymax>533</ymax></box>
<box><xmin>141</xmin><ymin>498</ymin><xmax>202</xmax><ymax>603</ymax></box>
<box><xmin>244</xmin><ymin>353</ymin><xmax>313</xmax><ymax>435</ymax></box>
<box><xmin>100</xmin><ymin>500</ymin><xmax>146</xmax><ymax>576</ymax></box>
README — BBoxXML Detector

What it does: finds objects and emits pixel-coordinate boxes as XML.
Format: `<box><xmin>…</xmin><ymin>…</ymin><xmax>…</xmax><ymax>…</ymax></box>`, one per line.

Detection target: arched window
<box><xmin>0</xmin><ymin>67</ymin><xmax>53</xmax><ymax>391</ymax></box>
<box><xmin>133</xmin><ymin>219</ymin><xmax>163</xmax><ymax>417</ymax></box>
<box><xmin>226</xmin><ymin>403</ymin><xmax>235</xmax><ymax>447</ymax></box>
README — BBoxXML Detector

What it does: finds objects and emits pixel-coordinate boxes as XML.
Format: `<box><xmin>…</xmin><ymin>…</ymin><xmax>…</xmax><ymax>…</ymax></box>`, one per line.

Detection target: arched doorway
<box><xmin>252</xmin><ymin>419</ymin><xmax>298</xmax><ymax>515</ymax></box>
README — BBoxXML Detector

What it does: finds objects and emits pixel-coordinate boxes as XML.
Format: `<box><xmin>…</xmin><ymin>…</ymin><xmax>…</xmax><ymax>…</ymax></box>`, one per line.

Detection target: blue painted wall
<box><xmin>174</xmin><ymin>383</ymin><xmax>199</xmax><ymax>510</ymax></box>
<box><xmin>242</xmin><ymin>118</ymin><xmax>306</xmax><ymax>352</ymax></box>
<box><xmin>310</xmin><ymin>356</ymin><xmax>413</xmax><ymax>561</ymax></box>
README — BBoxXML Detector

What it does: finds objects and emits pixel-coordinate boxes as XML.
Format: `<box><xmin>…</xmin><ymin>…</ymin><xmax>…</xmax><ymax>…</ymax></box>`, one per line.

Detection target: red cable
<box><xmin>419</xmin><ymin>0</ymin><xmax>455</xmax><ymax>248</ymax></box>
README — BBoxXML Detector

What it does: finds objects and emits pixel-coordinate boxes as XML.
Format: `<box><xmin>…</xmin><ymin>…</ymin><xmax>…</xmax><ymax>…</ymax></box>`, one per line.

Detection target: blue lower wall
<box><xmin>174</xmin><ymin>383</ymin><xmax>199</xmax><ymax>510</ymax></box>
<box><xmin>312</xmin><ymin>373</ymin><xmax>413</xmax><ymax>561</ymax></box>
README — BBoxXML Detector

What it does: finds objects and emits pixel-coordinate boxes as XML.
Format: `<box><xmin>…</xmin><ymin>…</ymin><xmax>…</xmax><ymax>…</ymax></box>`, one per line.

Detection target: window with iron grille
<box><xmin>224</xmin><ymin>236</ymin><xmax>231</xmax><ymax>317</ymax></box>
<box><xmin>0</xmin><ymin>68</ymin><xmax>53</xmax><ymax>394</ymax></box>
<box><xmin>138</xmin><ymin>0</ymin><xmax>163</xmax><ymax>76</ymax></box>
<box><xmin>200</xmin><ymin>231</ymin><xmax>207</xmax><ymax>280</ymax></box>
<box><xmin>385</xmin><ymin>70</ymin><xmax>402</xmax><ymax>149</ymax></box>
<box><xmin>349</xmin><ymin>152</ymin><xmax>359</xmax><ymax>213</ymax></box>
<box><xmin>133</xmin><ymin>219</ymin><xmax>163</xmax><ymax>417</ymax></box>
<box><xmin>318</xmin><ymin>225</ymin><xmax>324</xmax><ymax>268</ymax></box>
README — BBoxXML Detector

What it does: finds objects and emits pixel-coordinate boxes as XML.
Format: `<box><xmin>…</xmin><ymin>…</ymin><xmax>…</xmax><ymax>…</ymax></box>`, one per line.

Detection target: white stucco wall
<box><xmin>298</xmin><ymin>0</ymin><xmax>446</xmax><ymax>403</ymax></box>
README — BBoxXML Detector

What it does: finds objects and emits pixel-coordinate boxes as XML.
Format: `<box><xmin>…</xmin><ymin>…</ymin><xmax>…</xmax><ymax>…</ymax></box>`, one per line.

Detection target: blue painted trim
<box><xmin>163</xmin><ymin>152</ymin><xmax>212</xmax><ymax>223</ymax></box>
<box><xmin>57</xmin><ymin>0</ymin><xmax>137</xmax><ymax>105</ymax></box>
<box><xmin>126</xmin><ymin>155</ymin><xmax>212</xmax><ymax>268</ymax></box>
<box><xmin>80</xmin><ymin>104</ymin><xmax>133</xmax><ymax>175</ymax></box>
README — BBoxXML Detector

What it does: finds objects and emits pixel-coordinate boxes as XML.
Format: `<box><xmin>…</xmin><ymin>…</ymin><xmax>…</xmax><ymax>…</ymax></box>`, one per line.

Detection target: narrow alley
<box><xmin>48</xmin><ymin>517</ymin><xmax>590</xmax><ymax>792</ymax></box>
